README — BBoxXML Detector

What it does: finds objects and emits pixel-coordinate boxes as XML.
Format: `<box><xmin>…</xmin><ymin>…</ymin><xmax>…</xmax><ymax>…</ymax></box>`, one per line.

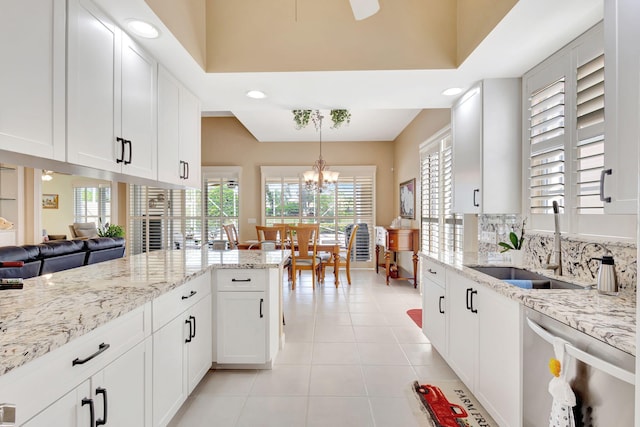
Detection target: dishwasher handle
<box><xmin>526</xmin><ymin>317</ymin><xmax>635</xmax><ymax>385</ymax></box>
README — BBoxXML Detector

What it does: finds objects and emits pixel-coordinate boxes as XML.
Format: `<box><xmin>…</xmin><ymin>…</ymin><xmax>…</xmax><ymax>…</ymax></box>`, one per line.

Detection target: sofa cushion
<box><xmin>84</xmin><ymin>237</ymin><xmax>122</xmax><ymax>251</ymax></box>
<box><xmin>0</xmin><ymin>246</ymin><xmax>30</xmax><ymax>262</ymax></box>
<box><xmin>38</xmin><ymin>240</ymin><xmax>85</xmax><ymax>258</ymax></box>
<box><xmin>22</xmin><ymin>245</ymin><xmax>42</xmax><ymax>261</ymax></box>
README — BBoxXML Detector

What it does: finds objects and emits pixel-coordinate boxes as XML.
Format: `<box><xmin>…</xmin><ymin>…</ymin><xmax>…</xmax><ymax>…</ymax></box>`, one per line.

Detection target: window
<box><xmin>262</xmin><ymin>166</ymin><xmax>375</xmax><ymax>262</ymax></box>
<box><xmin>522</xmin><ymin>22</ymin><xmax>630</xmax><ymax>236</ymax></box>
<box><xmin>420</xmin><ymin>127</ymin><xmax>463</xmax><ymax>255</ymax></box>
<box><xmin>74</xmin><ymin>185</ymin><xmax>111</xmax><ymax>226</ymax></box>
<box><xmin>202</xmin><ymin>167</ymin><xmax>240</xmax><ymax>245</ymax></box>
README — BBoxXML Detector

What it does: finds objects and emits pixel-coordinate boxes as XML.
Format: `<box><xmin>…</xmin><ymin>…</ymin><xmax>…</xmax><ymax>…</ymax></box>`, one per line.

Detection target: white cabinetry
<box><xmin>0</xmin><ymin>304</ymin><xmax>151</xmax><ymax>426</ymax></box>
<box><xmin>420</xmin><ymin>258</ymin><xmax>446</xmax><ymax>355</ymax></box>
<box><xmin>452</xmin><ymin>79</ymin><xmax>521</xmax><ymax>214</ymax></box>
<box><xmin>152</xmin><ymin>273</ymin><xmax>212</xmax><ymax>427</ymax></box>
<box><xmin>67</xmin><ymin>0</ymin><xmax>157</xmax><ymax>179</ymax></box>
<box><xmin>603</xmin><ymin>0</ymin><xmax>640</xmax><ymax>214</ymax></box>
<box><xmin>214</xmin><ymin>268</ymin><xmax>279</xmax><ymax>366</ymax></box>
<box><xmin>157</xmin><ymin>66</ymin><xmax>202</xmax><ymax>188</ymax></box>
<box><xmin>445</xmin><ymin>269</ymin><xmax>522</xmax><ymax>427</ymax></box>
<box><xmin>0</xmin><ymin>0</ymin><xmax>66</xmax><ymax>161</ymax></box>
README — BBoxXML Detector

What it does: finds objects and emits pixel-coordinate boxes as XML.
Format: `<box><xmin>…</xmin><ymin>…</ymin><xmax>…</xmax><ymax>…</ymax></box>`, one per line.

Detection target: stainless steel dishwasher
<box><xmin>523</xmin><ymin>307</ymin><xmax>635</xmax><ymax>426</ymax></box>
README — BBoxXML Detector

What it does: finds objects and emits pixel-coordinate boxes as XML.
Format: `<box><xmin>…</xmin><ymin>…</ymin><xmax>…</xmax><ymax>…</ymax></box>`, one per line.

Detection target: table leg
<box><xmin>384</xmin><ymin>250</ymin><xmax>391</xmax><ymax>286</ymax></box>
<box><xmin>333</xmin><ymin>249</ymin><xmax>340</xmax><ymax>286</ymax></box>
<box><xmin>375</xmin><ymin>245</ymin><xmax>380</xmax><ymax>273</ymax></box>
<box><xmin>412</xmin><ymin>251</ymin><xmax>419</xmax><ymax>288</ymax></box>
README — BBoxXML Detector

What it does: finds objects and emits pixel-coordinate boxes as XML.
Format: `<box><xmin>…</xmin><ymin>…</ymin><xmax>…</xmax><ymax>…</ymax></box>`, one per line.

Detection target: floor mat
<box><xmin>407</xmin><ymin>308</ymin><xmax>422</xmax><ymax>328</ymax></box>
<box><xmin>412</xmin><ymin>380</ymin><xmax>497</xmax><ymax>427</ymax></box>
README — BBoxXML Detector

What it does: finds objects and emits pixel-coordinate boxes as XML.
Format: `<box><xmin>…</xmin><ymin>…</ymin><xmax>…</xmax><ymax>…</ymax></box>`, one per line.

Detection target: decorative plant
<box><xmin>292</xmin><ymin>109</ymin><xmax>351</xmax><ymax>130</ymax></box>
<box><xmin>98</xmin><ymin>224</ymin><xmax>125</xmax><ymax>238</ymax></box>
<box><xmin>498</xmin><ymin>218</ymin><xmax>526</xmax><ymax>252</ymax></box>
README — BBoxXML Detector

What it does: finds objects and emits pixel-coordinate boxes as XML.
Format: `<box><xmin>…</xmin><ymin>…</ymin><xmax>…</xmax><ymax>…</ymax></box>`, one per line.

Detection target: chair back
<box><xmin>346</xmin><ymin>224</ymin><xmax>359</xmax><ymax>259</ymax></box>
<box><xmin>256</xmin><ymin>225</ymin><xmax>287</xmax><ymax>247</ymax></box>
<box><xmin>289</xmin><ymin>225</ymin><xmax>317</xmax><ymax>260</ymax></box>
<box><xmin>222</xmin><ymin>223</ymin><xmax>239</xmax><ymax>249</ymax></box>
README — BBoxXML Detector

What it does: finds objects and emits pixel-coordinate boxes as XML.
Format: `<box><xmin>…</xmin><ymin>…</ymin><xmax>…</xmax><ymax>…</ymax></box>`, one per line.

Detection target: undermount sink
<box><xmin>468</xmin><ymin>266</ymin><xmax>587</xmax><ymax>290</ymax></box>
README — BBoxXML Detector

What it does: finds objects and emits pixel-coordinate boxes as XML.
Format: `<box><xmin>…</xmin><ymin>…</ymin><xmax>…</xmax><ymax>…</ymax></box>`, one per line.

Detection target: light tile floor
<box><xmin>168</xmin><ymin>269</ymin><xmax>460</xmax><ymax>427</ymax></box>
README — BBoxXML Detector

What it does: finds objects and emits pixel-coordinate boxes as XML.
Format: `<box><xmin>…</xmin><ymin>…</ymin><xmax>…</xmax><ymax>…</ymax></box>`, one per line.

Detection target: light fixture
<box><xmin>302</xmin><ymin>111</ymin><xmax>339</xmax><ymax>193</ymax></box>
<box><xmin>246</xmin><ymin>90</ymin><xmax>267</xmax><ymax>99</ymax></box>
<box><xmin>41</xmin><ymin>170</ymin><xmax>53</xmax><ymax>181</ymax></box>
<box><xmin>349</xmin><ymin>0</ymin><xmax>380</xmax><ymax>20</ymax></box>
<box><xmin>442</xmin><ymin>87</ymin><xmax>463</xmax><ymax>96</ymax></box>
<box><xmin>126</xmin><ymin>19</ymin><xmax>160</xmax><ymax>39</ymax></box>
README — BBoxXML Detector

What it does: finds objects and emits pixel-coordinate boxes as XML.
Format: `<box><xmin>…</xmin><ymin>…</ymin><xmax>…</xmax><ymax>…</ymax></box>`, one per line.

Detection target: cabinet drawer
<box><xmin>216</xmin><ymin>269</ymin><xmax>266</xmax><ymax>291</ymax></box>
<box><xmin>0</xmin><ymin>303</ymin><xmax>149</xmax><ymax>425</ymax></box>
<box><xmin>152</xmin><ymin>273</ymin><xmax>211</xmax><ymax>332</ymax></box>
<box><xmin>423</xmin><ymin>258</ymin><xmax>445</xmax><ymax>286</ymax></box>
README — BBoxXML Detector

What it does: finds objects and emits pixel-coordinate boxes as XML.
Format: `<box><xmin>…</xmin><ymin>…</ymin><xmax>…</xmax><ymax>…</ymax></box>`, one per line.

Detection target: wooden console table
<box><xmin>375</xmin><ymin>228</ymin><xmax>419</xmax><ymax>287</ymax></box>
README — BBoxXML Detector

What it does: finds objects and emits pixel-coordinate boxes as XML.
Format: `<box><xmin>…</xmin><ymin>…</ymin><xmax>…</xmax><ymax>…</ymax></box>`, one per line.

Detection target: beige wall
<box><xmin>145</xmin><ymin>0</ymin><xmax>516</xmax><ymax>73</ymax></box>
<box><xmin>456</xmin><ymin>0</ymin><xmax>518</xmax><ymax>64</ymax></box>
<box><xmin>201</xmin><ymin>117</ymin><xmax>395</xmax><ymax>242</ymax></box>
<box><xmin>145</xmin><ymin>0</ymin><xmax>207</xmax><ymax>69</ymax></box>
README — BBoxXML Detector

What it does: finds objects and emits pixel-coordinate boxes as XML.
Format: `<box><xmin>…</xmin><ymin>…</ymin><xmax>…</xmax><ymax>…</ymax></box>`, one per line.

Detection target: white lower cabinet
<box><xmin>214</xmin><ymin>268</ymin><xmax>279</xmax><ymax>366</ymax></box>
<box><xmin>445</xmin><ymin>269</ymin><xmax>522</xmax><ymax>427</ymax></box>
<box><xmin>23</xmin><ymin>381</ymin><xmax>92</xmax><ymax>427</ymax></box>
<box><xmin>421</xmin><ymin>259</ymin><xmax>447</xmax><ymax>355</ymax></box>
<box><xmin>152</xmin><ymin>274</ymin><xmax>212</xmax><ymax>427</ymax></box>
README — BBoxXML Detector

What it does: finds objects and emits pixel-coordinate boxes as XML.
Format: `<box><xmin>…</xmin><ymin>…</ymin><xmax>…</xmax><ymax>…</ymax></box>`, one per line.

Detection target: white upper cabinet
<box><xmin>67</xmin><ymin>0</ymin><xmax>157</xmax><ymax>180</ymax></box>
<box><xmin>603</xmin><ymin>0</ymin><xmax>639</xmax><ymax>214</ymax></box>
<box><xmin>0</xmin><ymin>0</ymin><xmax>66</xmax><ymax>161</ymax></box>
<box><xmin>158</xmin><ymin>66</ymin><xmax>201</xmax><ymax>188</ymax></box>
<box><xmin>452</xmin><ymin>79</ymin><xmax>522</xmax><ymax>214</ymax></box>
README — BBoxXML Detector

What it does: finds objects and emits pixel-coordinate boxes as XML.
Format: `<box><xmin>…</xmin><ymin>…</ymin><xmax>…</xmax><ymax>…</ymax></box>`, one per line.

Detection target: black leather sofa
<box><xmin>0</xmin><ymin>237</ymin><xmax>125</xmax><ymax>279</ymax></box>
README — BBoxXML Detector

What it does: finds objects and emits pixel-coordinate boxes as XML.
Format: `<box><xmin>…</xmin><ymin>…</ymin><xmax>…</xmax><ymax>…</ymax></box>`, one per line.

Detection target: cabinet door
<box><xmin>446</xmin><ymin>272</ymin><xmax>478</xmax><ymax>388</ymax></box>
<box><xmin>23</xmin><ymin>380</ymin><xmax>92</xmax><ymax>427</ymax></box>
<box><xmin>120</xmin><ymin>33</ymin><xmax>157</xmax><ymax>180</ymax></box>
<box><xmin>603</xmin><ymin>0</ymin><xmax>639</xmax><ymax>214</ymax></box>
<box><xmin>152</xmin><ymin>316</ymin><xmax>187</xmax><ymax>427</ymax></box>
<box><xmin>93</xmin><ymin>337</ymin><xmax>152</xmax><ymax>427</ymax></box>
<box><xmin>187</xmin><ymin>296</ymin><xmax>212</xmax><ymax>394</ymax></box>
<box><xmin>476</xmin><ymin>288</ymin><xmax>521</xmax><ymax>427</ymax></box>
<box><xmin>67</xmin><ymin>0</ymin><xmax>121</xmax><ymax>173</ymax></box>
<box><xmin>179</xmin><ymin>87</ymin><xmax>202</xmax><ymax>189</ymax></box>
<box><xmin>0</xmin><ymin>0</ymin><xmax>65</xmax><ymax>161</ymax></box>
<box><xmin>452</xmin><ymin>84</ymin><xmax>482</xmax><ymax>214</ymax></box>
<box><xmin>217</xmin><ymin>291</ymin><xmax>266</xmax><ymax>364</ymax></box>
<box><xmin>422</xmin><ymin>278</ymin><xmax>446</xmax><ymax>355</ymax></box>
<box><xmin>157</xmin><ymin>66</ymin><xmax>182</xmax><ymax>186</ymax></box>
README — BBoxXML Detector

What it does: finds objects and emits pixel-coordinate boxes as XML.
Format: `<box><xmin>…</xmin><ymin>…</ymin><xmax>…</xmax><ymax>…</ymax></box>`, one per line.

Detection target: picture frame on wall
<box><xmin>399</xmin><ymin>179</ymin><xmax>415</xmax><ymax>219</ymax></box>
<box><xmin>42</xmin><ymin>194</ymin><xmax>59</xmax><ymax>209</ymax></box>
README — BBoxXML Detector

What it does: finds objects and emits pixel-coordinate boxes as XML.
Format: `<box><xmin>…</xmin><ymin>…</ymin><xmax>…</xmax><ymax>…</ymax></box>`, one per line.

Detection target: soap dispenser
<box><xmin>592</xmin><ymin>251</ymin><xmax>618</xmax><ymax>295</ymax></box>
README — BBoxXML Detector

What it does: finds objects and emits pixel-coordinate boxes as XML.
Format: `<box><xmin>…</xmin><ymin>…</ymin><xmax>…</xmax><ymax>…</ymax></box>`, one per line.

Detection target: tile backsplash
<box><xmin>478</xmin><ymin>214</ymin><xmax>637</xmax><ymax>292</ymax></box>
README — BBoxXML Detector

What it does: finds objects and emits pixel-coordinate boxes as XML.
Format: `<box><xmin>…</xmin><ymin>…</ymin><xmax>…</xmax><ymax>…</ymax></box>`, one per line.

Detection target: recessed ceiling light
<box><xmin>127</xmin><ymin>20</ymin><xmax>160</xmax><ymax>39</ymax></box>
<box><xmin>246</xmin><ymin>90</ymin><xmax>267</xmax><ymax>99</ymax></box>
<box><xmin>442</xmin><ymin>87</ymin><xmax>463</xmax><ymax>96</ymax></box>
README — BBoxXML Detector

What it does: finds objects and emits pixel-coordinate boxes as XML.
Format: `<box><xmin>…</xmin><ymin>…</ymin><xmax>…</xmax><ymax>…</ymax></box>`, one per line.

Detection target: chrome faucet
<box><xmin>543</xmin><ymin>200</ymin><xmax>562</xmax><ymax>275</ymax></box>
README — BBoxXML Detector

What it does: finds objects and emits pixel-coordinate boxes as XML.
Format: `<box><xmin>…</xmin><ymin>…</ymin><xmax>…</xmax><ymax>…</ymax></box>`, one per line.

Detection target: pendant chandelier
<box><xmin>301</xmin><ymin>111</ymin><xmax>339</xmax><ymax>193</ymax></box>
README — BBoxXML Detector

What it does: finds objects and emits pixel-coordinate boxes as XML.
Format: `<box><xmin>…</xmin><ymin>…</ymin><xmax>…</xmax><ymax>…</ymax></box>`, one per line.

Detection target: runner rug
<box><xmin>406</xmin><ymin>308</ymin><xmax>422</xmax><ymax>328</ymax></box>
<box><xmin>412</xmin><ymin>379</ymin><xmax>496</xmax><ymax>427</ymax></box>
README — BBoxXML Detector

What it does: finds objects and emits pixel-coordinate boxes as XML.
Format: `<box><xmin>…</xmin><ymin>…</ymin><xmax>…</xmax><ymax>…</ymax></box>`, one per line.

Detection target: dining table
<box><xmin>237</xmin><ymin>240</ymin><xmax>342</xmax><ymax>286</ymax></box>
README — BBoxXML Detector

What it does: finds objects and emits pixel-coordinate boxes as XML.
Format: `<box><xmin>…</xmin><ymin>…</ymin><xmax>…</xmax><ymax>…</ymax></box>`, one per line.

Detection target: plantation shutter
<box><xmin>575</xmin><ymin>53</ymin><xmax>605</xmax><ymax>214</ymax></box>
<box><xmin>442</xmin><ymin>136</ymin><xmax>462</xmax><ymax>253</ymax></box>
<box><xmin>529</xmin><ymin>77</ymin><xmax>566</xmax><ymax>214</ymax></box>
<box><xmin>336</xmin><ymin>174</ymin><xmax>374</xmax><ymax>260</ymax></box>
<box><xmin>420</xmin><ymin>145</ymin><xmax>440</xmax><ymax>253</ymax></box>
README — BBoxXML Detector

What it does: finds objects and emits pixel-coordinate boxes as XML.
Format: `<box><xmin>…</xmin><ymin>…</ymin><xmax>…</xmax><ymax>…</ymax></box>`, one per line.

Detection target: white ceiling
<box><xmin>96</xmin><ymin>0</ymin><xmax>603</xmax><ymax>142</ymax></box>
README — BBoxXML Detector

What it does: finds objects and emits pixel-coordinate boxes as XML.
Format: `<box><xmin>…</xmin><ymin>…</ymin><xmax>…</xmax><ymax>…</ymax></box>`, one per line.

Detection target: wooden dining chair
<box><xmin>322</xmin><ymin>224</ymin><xmax>359</xmax><ymax>285</ymax></box>
<box><xmin>296</xmin><ymin>223</ymin><xmax>332</xmax><ymax>281</ymax></box>
<box><xmin>222</xmin><ymin>223</ymin><xmax>239</xmax><ymax>249</ymax></box>
<box><xmin>288</xmin><ymin>225</ymin><xmax>321</xmax><ymax>289</ymax></box>
<box><xmin>255</xmin><ymin>225</ymin><xmax>287</xmax><ymax>248</ymax></box>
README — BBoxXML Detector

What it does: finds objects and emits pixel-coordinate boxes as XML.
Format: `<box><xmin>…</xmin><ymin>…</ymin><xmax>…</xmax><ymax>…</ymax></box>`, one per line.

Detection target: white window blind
<box><xmin>74</xmin><ymin>186</ymin><xmax>110</xmax><ymax>226</ymax></box>
<box><xmin>576</xmin><ymin>53</ymin><xmax>605</xmax><ymax>214</ymax></box>
<box><xmin>529</xmin><ymin>77</ymin><xmax>566</xmax><ymax>214</ymax></box>
<box><xmin>420</xmin><ymin>129</ymin><xmax>462</xmax><ymax>255</ymax></box>
<box><xmin>263</xmin><ymin>166</ymin><xmax>375</xmax><ymax>262</ymax></box>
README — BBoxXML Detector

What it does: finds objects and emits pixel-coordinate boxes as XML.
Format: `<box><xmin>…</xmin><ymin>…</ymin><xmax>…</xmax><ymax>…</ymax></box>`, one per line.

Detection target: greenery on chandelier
<box><xmin>292</xmin><ymin>109</ymin><xmax>351</xmax><ymax>130</ymax></box>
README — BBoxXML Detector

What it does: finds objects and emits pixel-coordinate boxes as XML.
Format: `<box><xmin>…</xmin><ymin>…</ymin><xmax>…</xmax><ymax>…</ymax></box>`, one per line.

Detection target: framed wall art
<box><xmin>42</xmin><ymin>194</ymin><xmax>59</xmax><ymax>209</ymax></box>
<box><xmin>399</xmin><ymin>179</ymin><xmax>415</xmax><ymax>219</ymax></box>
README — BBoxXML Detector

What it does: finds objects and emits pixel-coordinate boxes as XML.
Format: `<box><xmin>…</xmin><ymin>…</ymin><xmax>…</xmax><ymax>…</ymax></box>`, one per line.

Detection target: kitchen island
<box><xmin>0</xmin><ymin>248</ymin><xmax>289</xmax><ymax>426</ymax></box>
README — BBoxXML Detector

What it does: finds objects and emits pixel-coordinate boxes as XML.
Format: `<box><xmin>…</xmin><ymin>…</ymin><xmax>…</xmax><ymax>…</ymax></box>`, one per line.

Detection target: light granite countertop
<box><xmin>422</xmin><ymin>252</ymin><xmax>636</xmax><ymax>357</ymax></box>
<box><xmin>0</xmin><ymin>248</ymin><xmax>290</xmax><ymax>377</ymax></box>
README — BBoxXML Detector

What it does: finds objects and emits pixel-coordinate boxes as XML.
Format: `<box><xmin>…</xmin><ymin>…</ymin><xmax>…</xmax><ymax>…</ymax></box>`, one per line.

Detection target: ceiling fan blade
<box><xmin>349</xmin><ymin>0</ymin><xmax>380</xmax><ymax>20</ymax></box>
